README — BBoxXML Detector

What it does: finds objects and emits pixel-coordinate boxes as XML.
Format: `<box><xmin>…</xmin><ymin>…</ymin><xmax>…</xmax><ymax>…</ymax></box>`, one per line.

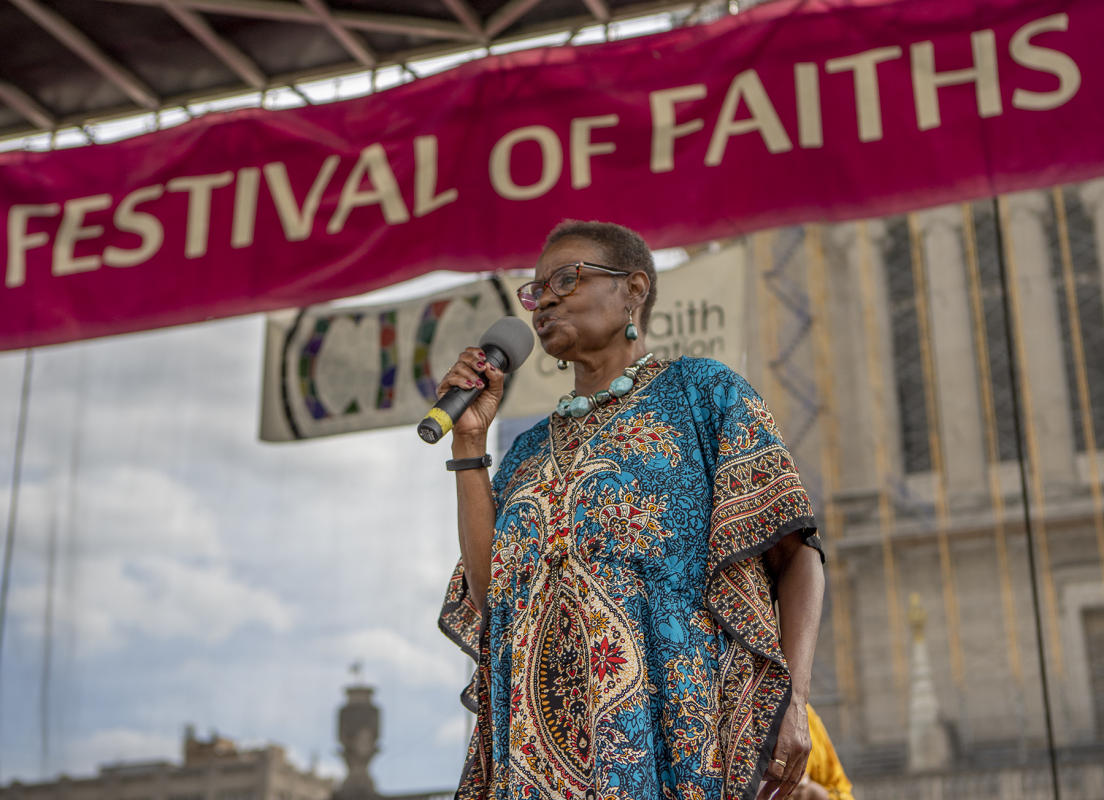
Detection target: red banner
<box><xmin>2</xmin><ymin>0</ymin><xmax>1102</xmax><ymax>350</ymax></box>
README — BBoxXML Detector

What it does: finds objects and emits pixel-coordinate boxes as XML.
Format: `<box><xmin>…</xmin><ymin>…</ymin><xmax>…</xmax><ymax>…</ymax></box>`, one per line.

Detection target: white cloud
<box><xmin>5</xmin><ymin>460</ymin><xmax>297</xmax><ymax>653</ymax></box>
<box><xmin>11</xmin><ymin>555</ymin><xmax>295</xmax><ymax>651</ymax></box>
<box><xmin>81</xmin><ymin>468</ymin><xmax>223</xmax><ymax>558</ymax></box>
<box><xmin>433</xmin><ymin>715</ymin><xmax>470</xmax><ymax>747</ymax></box>
<box><xmin>321</xmin><ymin>629</ymin><xmax>458</xmax><ymax>687</ymax></box>
<box><xmin>7</xmin><ymin>465</ymin><xmax>223</xmax><ymax>560</ymax></box>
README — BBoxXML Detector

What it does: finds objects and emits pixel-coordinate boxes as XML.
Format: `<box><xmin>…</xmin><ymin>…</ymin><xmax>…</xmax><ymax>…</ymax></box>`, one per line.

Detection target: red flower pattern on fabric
<box><xmin>590</xmin><ymin>636</ymin><xmax>628</xmax><ymax>681</ymax></box>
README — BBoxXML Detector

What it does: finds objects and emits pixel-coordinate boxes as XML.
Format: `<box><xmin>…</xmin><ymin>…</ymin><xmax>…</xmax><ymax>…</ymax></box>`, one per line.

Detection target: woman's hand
<box><xmin>436</xmin><ymin>346</ymin><xmax>506</xmax><ymax>442</ymax></box>
<box><xmin>758</xmin><ymin>534</ymin><xmax>825</xmax><ymax>800</ymax></box>
<box><xmin>756</xmin><ymin>701</ymin><xmax>811</xmax><ymax>800</ymax></box>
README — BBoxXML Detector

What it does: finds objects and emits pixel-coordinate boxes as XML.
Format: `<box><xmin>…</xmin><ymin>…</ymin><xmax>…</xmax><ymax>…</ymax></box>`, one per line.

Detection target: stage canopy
<box><xmin>0</xmin><ymin>0</ymin><xmax>683</xmax><ymax>140</ymax></box>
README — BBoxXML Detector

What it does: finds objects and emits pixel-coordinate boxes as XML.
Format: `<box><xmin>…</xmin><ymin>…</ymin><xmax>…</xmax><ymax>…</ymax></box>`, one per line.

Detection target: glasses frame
<box><xmin>516</xmin><ymin>262</ymin><xmax>631</xmax><ymax>311</ymax></box>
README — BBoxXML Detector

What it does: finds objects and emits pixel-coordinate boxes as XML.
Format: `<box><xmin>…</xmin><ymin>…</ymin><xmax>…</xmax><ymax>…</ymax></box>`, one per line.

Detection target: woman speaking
<box><xmin>438</xmin><ymin>221</ymin><xmax>825</xmax><ymax>800</ymax></box>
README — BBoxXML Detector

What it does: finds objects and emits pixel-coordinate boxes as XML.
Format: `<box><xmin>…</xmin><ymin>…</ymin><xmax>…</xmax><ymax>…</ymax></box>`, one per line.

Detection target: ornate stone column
<box><xmin>906</xmin><ymin>594</ymin><xmax>953</xmax><ymax>772</ymax></box>
<box><xmin>913</xmin><ymin>204</ymin><xmax>986</xmax><ymax>498</ymax></box>
<box><xmin>822</xmin><ymin>222</ymin><xmax>882</xmax><ymax>496</ymax></box>
<box><xmin>337</xmin><ymin>684</ymin><xmax>381</xmax><ymax>800</ymax></box>
<box><xmin>1002</xmin><ymin>190</ymin><xmax>1076</xmax><ymax>483</ymax></box>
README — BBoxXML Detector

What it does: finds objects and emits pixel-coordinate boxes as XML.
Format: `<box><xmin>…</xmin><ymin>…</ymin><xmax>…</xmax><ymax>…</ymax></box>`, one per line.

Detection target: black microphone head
<box><xmin>478</xmin><ymin>316</ymin><xmax>535</xmax><ymax>373</ymax></box>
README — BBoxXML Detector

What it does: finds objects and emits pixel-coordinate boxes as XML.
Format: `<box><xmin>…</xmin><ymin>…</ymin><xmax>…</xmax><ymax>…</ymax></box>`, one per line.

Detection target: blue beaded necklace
<box><xmin>555</xmin><ymin>353</ymin><xmax>653</xmax><ymax>418</ymax></box>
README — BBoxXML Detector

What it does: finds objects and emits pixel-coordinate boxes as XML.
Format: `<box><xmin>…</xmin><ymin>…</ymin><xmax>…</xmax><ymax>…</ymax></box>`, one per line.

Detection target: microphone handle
<box><xmin>417</xmin><ymin>346</ymin><xmax>509</xmax><ymax>444</ymax></box>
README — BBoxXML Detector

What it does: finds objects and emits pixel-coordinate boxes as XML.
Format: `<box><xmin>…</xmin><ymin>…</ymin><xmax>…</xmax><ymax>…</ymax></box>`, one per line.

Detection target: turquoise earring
<box><xmin>624</xmin><ymin>309</ymin><xmax>639</xmax><ymax>341</ymax></box>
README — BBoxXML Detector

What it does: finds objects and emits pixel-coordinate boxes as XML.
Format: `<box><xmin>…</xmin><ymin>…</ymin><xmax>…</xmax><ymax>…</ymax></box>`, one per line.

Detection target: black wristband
<box><xmin>446</xmin><ymin>453</ymin><xmax>492</xmax><ymax>471</ymax></box>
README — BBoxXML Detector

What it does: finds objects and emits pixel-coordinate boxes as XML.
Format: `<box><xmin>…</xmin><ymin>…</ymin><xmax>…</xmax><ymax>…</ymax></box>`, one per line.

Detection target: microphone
<box><xmin>417</xmin><ymin>316</ymin><xmax>535</xmax><ymax>444</ymax></box>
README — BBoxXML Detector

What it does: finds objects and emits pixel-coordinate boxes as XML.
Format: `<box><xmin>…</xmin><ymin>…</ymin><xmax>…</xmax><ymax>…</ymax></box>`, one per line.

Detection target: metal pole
<box><xmin>989</xmin><ymin>196</ymin><xmax>1062</xmax><ymax>800</ymax></box>
<box><xmin>0</xmin><ymin>349</ymin><xmax>34</xmax><ymax>780</ymax></box>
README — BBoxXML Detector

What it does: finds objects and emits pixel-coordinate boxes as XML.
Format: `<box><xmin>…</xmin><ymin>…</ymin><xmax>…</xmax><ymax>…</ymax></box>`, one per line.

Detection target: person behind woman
<box><xmin>438</xmin><ymin>221</ymin><xmax>825</xmax><ymax>800</ymax></box>
<box><xmin>792</xmin><ymin>705</ymin><xmax>854</xmax><ymax>800</ymax></box>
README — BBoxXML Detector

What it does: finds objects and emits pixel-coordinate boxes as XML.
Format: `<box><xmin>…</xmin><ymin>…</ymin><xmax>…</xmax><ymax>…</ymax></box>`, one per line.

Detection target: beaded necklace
<box><xmin>555</xmin><ymin>353</ymin><xmax>653</xmax><ymax>418</ymax></box>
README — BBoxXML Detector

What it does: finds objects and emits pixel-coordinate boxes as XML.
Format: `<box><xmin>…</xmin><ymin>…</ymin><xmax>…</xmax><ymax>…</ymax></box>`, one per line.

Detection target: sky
<box><xmin>0</xmin><ymin>273</ymin><xmax>484</xmax><ymax>794</ymax></box>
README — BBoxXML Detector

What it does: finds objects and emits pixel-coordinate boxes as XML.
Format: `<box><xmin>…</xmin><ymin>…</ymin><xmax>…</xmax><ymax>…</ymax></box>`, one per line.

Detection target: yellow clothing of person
<box><xmin>805</xmin><ymin>704</ymin><xmax>855</xmax><ymax>800</ymax></box>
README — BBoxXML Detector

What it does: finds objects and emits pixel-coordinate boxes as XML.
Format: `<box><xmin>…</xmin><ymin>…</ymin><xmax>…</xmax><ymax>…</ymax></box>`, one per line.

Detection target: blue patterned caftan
<box><xmin>440</xmin><ymin>357</ymin><xmax>821</xmax><ymax>800</ymax></box>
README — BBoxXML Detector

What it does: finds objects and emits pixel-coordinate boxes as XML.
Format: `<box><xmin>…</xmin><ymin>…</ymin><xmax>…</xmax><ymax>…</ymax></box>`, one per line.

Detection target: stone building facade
<box><xmin>740</xmin><ymin>180</ymin><xmax>1104</xmax><ymax>796</ymax></box>
<box><xmin>0</xmin><ymin>686</ymin><xmax>451</xmax><ymax>800</ymax></box>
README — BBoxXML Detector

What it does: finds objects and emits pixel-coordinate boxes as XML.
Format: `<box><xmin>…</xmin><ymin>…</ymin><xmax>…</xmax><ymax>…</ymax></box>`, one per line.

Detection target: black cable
<box><xmin>37</xmin><ymin>371</ymin><xmax>81</xmax><ymax>778</ymax></box>
<box><xmin>39</xmin><ymin>506</ymin><xmax>57</xmax><ymax>777</ymax></box>
<box><xmin>0</xmin><ymin>349</ymin><xmax>34</xmax><ymax>781</ymax></box>
<box><xmin>989</xmin><ymin>196</ymin><xmax>1062</xmax><ymax>800</ymax></box>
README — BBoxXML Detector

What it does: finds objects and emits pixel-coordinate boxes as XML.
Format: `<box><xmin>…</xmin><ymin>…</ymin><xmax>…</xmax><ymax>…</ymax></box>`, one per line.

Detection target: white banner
<box><xmin>260</xmin><ymin>242</ymin><xmax>750</xmax><ymax>441</ymax></box>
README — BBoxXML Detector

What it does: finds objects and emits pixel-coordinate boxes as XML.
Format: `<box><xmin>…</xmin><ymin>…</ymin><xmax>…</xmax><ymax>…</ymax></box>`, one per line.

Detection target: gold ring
<box><xmin>773</xmin><ymin>758</ymin><xmax>787</xmax><ymax>767</ymax></box>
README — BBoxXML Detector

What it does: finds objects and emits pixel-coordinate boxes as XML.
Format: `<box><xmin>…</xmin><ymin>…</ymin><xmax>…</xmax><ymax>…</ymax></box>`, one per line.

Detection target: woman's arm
<box><xmin>436</xmin><ymin>347</ymin><xmax>507</xmax><ymax>613</ymax></box>
<box><xmin>758</xmin><ymin>532</ymin><xmax>825</xmax><ymax>799</ymax></box>
<box><xmin>452</xmin><ymin>429</ymin><xmax>497</xmax><ymax>612</ymax></box>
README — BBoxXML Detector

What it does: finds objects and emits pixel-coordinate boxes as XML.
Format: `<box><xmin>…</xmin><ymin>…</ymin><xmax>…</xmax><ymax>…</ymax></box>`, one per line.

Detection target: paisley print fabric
<box><xmin>439</xmin><ymin>357</ymin><xmax>821</xmax><ymax>800</ymax></box>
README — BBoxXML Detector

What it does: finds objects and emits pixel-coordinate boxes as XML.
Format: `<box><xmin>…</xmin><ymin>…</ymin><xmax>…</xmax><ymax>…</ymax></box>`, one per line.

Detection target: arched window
<box><xmin>883</xmin><ymin>216</ymin><xmax>931</xmax><ymax>473</ymax></box>
<box><xmin>968</xmin><ymin>201</ymin><xmax>1019</xmax><ymax>463</ymax></box>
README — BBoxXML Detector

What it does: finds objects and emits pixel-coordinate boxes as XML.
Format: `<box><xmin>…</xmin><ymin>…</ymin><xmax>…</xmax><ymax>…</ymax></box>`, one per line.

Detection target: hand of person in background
<box><xmin>789</xmin><ymin>774</ymin><xmax>830</xmax><ymax>800</ymax></box>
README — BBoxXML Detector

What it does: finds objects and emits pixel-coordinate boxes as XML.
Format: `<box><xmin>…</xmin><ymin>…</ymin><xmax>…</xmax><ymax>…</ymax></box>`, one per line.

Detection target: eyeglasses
<box><xmin>516</xmin><ymin>262</ymin><xmax>630</xmax><ymax>311</ymax></box>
